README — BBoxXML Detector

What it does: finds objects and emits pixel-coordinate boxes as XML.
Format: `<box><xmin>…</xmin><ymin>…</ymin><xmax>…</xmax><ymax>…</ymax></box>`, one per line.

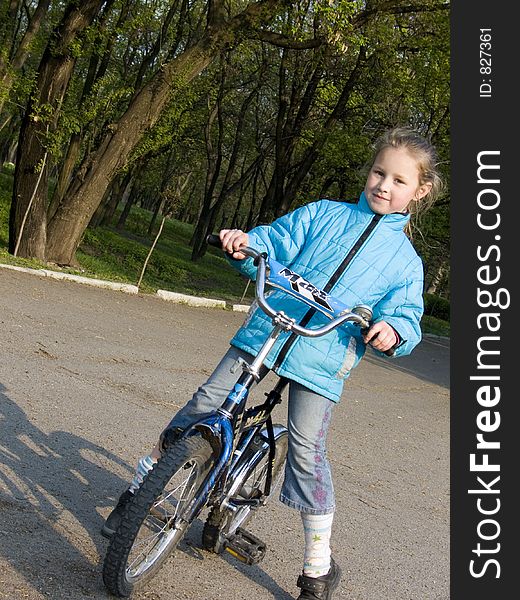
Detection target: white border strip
<box><xmin>156</xmin><ymin>289</ymin><xmax>226</xmax><ymax>308</ymax></box>
<box><xmin>1</xmin><ymin>263</ymin><xmax>138</xmax><ymax>294</ymax></box>
<box><xmin>1</xmin><ymin>262</ymin><xmax>252</xmax><ymax>309</ymax></box>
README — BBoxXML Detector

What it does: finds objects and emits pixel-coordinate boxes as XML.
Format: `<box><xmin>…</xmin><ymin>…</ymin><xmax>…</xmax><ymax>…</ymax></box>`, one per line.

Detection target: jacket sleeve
<box><xmin>227</xmin><ymin>201</ymin><xmax>321</xmax><ymax>280</ymax></box>
<box><xmin>370</xmin><ymin>258</ymin><xmax>424</xmax><ymax>357</ymax></box>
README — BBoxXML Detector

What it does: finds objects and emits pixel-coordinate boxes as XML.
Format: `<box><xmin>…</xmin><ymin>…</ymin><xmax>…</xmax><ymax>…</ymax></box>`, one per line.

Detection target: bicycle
<box><xmin>102</xmin><ymin>235</ymin><xmax>378</xmax><ymax>598</ymax></box>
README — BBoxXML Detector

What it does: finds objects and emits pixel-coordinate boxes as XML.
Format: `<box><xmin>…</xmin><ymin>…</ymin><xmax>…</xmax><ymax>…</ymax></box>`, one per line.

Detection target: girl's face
<box><xmin>364</xmin><ymin>146</ymin><xmax>432</xmax><ymax>215</ymax></box>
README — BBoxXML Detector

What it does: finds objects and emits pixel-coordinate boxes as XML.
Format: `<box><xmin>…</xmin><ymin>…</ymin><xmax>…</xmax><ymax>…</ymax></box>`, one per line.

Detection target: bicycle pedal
<box><xmin>224</xmin><ymin>528</ymin><xmax>266</xmax><ymax>565</ymax></box>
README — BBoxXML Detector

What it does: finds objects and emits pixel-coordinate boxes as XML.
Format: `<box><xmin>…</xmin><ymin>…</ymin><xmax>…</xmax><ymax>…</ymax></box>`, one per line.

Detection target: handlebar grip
<box><xmin>206</xmin><ymin>233</ymin><xmax>222</xmax><ymax>248</ymax></box>
<box><xmin>361</xmin><ymin>327</ymin><xmax>396</xmax><ymax>356</ymax></box>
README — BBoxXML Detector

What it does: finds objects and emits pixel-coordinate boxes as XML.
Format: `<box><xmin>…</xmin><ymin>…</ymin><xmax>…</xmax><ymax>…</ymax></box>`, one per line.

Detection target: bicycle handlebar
<box><xmin>207</xmin><ymin>234</ymin><xmax>396</xmax><ymax>355</ymax></box>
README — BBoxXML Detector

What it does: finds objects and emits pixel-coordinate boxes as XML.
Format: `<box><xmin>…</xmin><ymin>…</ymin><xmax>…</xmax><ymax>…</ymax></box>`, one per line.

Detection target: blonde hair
<box><xmin>370</xmin><ymin>126</ymin><xmax>444</xmax><ymax>222</ymax></box>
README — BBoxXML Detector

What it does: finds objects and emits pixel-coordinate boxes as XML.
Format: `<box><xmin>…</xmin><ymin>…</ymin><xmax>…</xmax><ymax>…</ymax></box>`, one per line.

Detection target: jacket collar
<box><xmin>357</xmin><ymin>192</ymin><xmax>410</xmax><ymax>230</ymax></box>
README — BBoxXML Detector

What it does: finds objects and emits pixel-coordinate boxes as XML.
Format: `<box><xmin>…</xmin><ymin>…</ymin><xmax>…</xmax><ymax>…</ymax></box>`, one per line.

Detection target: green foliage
<box><xmin>3</xmin><ymin>0</ymin><xmax>450</xmax><ymax>299</ymax></box>
<box><xmin>315</xmin><ymin>0</ymin><xmax>366</xmax><ymax>50</ymax></box>
<box><xmin>421</xmin><ymin>314</ymin><xmax>450</xmax><ymax>338</ymax></box>
<box><xmin>424</xmin><ymin>293</ymin><xmax>450</xmax><ymax>322</ymax></box>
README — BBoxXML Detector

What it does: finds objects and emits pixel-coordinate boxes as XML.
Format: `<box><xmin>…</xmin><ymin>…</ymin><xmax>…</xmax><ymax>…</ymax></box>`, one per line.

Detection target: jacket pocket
<box><xmin>336</xmin><ymin>337</ymin><xmax>357</xmax><ymax>379</ymax></box>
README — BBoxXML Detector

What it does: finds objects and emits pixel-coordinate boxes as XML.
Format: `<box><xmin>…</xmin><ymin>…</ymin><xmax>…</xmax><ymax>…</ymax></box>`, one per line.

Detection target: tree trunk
<box><xmin>47</xmin><ymin>132</ymin><xmax>82</xmax><ymax>220</ymax></box>
<box><xmin>190</xmin><ymin>74</ymin><xmax>225</xmax><ymax>251</ymax></box>
<box><xmin>178</xmin><ymin>180</ymin><xmax>199</xmax><ymax>223</ymax></box>
<box><xmin>0</xmin><ymin>118</ymin><xmax>18</xmax><ymax>166</ymax></box>
<box><xmin>89</xmin><ymin>184</ymin><xmax>113</xmax><ymax>228</ymax></box>
<box><xmin>191</xmin><ymin>75</ymin><xmax>261</xmax><ymax>260</ymax></box>
<box><xmin>9</xmin><ymin>0</ymin><xmax>106</xmax><ymax>259</ymax></box>
<box><xmin>257</xmin><ymin>45</ymin><xmax>366</xmax><ymax>221</ymax></box>
<box><xmin>245</xmin><ymin>164</ymin><xmax>261</xmax><ymax>229</ymax></box>
<box><xmin>147</xmin><ymin>197</ymin><xmax>164</xmax><ymax>236</ymax></box>
<box><xmin>45</xmin><ymin>0</ymin><xmax>287</xmax><ymax>265</ymax></box>
<box><xmin>9</xmin><ymin>116</ymin><xmax>50</xmax><ymax>258</ymax></box>
<box><xmin>46</xmin><ymin>40</ymin><xmax>217</xmax><ymax>264</ymax></box>
<box><xmin>49</xmin><ymin>0</ymin><xmax>131</xmax><ymax>220</ymax></box>
<box><xmin>426</xmin><ymin>261</ymin><xmax>448</xmax><ymax>295</ymax></box>
<box><xmin>279</xmin><ymin>47</ymin><xmax>367</xmax><ymax>216</ymax></box>
<box><xmin>115</xmin><ymin>172</ymin><xmax>137</xmax><ymax>229</ymax></box>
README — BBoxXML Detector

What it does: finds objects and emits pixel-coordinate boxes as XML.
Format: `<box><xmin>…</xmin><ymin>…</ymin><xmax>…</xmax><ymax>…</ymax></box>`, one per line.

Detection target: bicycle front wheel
<box><xmin>102</xmin><ymin>436</ymin><xmax>213</xmax><ymax>597</ymax></box>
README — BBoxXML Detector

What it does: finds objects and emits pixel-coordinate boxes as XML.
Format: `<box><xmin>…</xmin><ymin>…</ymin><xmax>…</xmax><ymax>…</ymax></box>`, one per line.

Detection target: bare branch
<box><xmin>253</xmin><ymin>29</ymin><xmax>324</xmax><ymax>49</ymax></box>
<box><xmin>353</xmin><ymin>1</ymin><xmax>450</xmax><ymax>27</ymax></box>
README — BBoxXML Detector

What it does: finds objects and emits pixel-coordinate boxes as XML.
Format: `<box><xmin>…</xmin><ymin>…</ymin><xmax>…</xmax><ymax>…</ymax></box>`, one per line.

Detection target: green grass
<box><xmin>421</xmin><ymin>314</ymin><xmax>450</xmax><ymax>337</ymax></box>
<box><xmin>0</xmin><ymin>170</ymin><xmax>253</xmax><ymax>303</ymax></box>
<box><xmin>76</xmin><ymin>213</ymin><xmax>254</xmax><ymax>301</ymax></box>
<box><xmin>0</xmin><ymin>169</ymin><xmax>449</xmax><ymax>336</ymax></box>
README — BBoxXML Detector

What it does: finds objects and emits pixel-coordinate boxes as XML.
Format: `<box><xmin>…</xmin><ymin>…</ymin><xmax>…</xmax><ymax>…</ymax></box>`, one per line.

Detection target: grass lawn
<box><xmin>0</xmin><ymin>171</ymin><xmax>253</xmax><ymax>303</ymax></box>
<box><xmin>0</xmin><ymin>170</ymin><xmax>449</xmax><ymax>336</ymax></box>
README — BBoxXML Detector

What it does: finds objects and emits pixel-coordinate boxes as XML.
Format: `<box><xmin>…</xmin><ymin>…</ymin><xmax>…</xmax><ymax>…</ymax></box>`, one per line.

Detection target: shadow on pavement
<box><xmin>0</xmin><ymin>383</ymin><xmax>295</xmax><ymax>599</ymax></box>
<box><xmin>181</xmin><ymin>519</ymin><xmax>293</xmax><ymax>600</ymax></box>
<box><xmin>363</xmin><ymin>336</ymin><xmax>450</xmax><ymax>390</ymax></box>
<box><xmin>0</xmin><ymin>383</ymin><xmax>136</xmax><ymax>598</ymax></box>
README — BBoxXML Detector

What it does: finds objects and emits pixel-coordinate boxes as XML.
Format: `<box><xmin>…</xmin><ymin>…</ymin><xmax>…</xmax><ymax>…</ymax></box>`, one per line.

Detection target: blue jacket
<box><xmin>229</xmin><ymin>193</ymin><xmax>424</xmax><ymax>402</ymax></box>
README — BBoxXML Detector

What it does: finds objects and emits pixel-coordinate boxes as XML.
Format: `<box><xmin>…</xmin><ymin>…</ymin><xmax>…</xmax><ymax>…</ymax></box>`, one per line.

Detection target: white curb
<box><xmin>156</xmin><ymin>289</ymin><xmax>226</xmax><ymax>308</ymax></box>
<box><xmin>0</xmin><ymin>264</ymin><xmax>34</xmax><ymax>274</ymax></box>
<box><xmin>40</xmin><ymin>269</ymin><xmax>139</xmax><ymax>293</ymax></box>
<box><xmin>1</xmin><ymin>263</ymin><xmax>138</xmax><ymax>294</ymax></box>
<box><xmin>231</xmin><ymin>304</ymin><xmax>251</xmax><ymax>313</ymax></box>
<box><xmin>1</xmin><ymin>262</ymin><xmax>249</xmax><ymax>309</ymax></box>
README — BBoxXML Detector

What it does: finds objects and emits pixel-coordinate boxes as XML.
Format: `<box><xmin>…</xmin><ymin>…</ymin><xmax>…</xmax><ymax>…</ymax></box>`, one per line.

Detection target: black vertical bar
<box><xmin>451</xmin><ymin>2</ymin><xmax>515</xmax><ymax>598</ymax></box>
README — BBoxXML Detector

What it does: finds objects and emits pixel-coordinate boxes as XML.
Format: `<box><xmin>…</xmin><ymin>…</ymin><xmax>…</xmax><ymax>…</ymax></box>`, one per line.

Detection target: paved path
<box><xmin>0</xmin><ymin>268</ymin><xmax>449</xmax><ymax>599</ymax></box>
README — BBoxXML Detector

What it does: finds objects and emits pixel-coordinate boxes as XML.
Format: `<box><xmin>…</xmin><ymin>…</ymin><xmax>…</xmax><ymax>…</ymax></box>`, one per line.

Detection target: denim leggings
<box><xmin>166</xmin><ymin>346</ymin><xmax>336</xmax><ymax>515</ymax></box>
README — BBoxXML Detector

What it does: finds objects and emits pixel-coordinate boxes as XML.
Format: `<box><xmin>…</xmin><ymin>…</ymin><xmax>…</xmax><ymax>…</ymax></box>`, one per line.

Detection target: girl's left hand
<box><xmin>362</xmin><ymin>321</ymin><xmax>398</xmax><ymax>352</ymax></box>
<box><xmin>219</xmin><ymin>229</ymin><xmax>249</xmax><ymax>260</ymax></box>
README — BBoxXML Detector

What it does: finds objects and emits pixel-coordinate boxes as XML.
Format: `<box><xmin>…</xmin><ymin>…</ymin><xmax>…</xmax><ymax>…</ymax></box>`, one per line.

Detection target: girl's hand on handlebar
<box><xmin>220</xmin><ymin>229</ymin><xmax>249</xmax><ymax>260</ymax></box>
<box><xmin>362</xmin><ymin>321</ymin><xmax>398</xmax><ymax>353</ymax></box>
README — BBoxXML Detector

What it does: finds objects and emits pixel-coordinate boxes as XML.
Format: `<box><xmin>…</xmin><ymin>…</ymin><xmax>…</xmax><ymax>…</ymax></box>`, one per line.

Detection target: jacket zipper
<box><xmin>272</xmin><ymin>213</ymin><xmax>383</xmax><ymax>371</ymax></box>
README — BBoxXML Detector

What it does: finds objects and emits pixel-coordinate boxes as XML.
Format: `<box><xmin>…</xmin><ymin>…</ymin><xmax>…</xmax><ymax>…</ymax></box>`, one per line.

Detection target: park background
<box><xmin>0</xmin><ymin>0</ymin><xmax>450</xmax><ymax>333</ymax></box>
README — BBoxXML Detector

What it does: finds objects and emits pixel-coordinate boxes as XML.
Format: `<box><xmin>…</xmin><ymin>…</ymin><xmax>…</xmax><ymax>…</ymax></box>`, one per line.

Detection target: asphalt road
<box><xmin>0</xmin><ymin>268</ymin><xmax>449</xmax><ymax>600</ymax></box>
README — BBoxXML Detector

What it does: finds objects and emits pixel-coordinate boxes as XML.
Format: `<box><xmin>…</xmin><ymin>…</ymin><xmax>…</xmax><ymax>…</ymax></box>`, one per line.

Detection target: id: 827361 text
<box><xmin>480</xmin><ymin>28</ymin><xmax>492</xmax><ymax>98</ymax></box>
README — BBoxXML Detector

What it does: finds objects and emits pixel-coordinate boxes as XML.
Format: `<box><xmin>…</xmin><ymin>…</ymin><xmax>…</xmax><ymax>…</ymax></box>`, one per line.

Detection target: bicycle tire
<box><xmin>202</xmin><ymin>426</ymin><xmax>288</xmax><ymax>554</ymax></box>
<box><xmin>102</xmin><ymin>436</ymin><xmax>213</xmax><ymax>597</ymax></box>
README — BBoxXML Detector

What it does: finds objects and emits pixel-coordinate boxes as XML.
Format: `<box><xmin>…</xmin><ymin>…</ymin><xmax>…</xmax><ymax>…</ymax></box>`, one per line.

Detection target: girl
<box><xmin>102</xmin><ymin>126</ymin><xmax>443</xmax><ymax>599</ymax></box>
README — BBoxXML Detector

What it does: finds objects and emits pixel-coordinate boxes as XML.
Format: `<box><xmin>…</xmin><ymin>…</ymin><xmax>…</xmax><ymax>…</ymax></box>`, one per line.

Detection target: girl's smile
<box><xmin>364</xmin><ymin>146</ymin><xmax>431</xmax><ymax>215</ymax></box>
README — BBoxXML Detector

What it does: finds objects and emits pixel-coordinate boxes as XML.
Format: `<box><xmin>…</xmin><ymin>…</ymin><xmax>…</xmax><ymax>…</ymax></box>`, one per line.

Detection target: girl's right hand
<box><xmin>219</xmin><ymin>229</ymin><xmax>249</xmax><ymax>260</ymax></box>
<box><xmin>362</xmin><ymin>320</ymin><xmax>398</xmax><ymax>353</ymax></box>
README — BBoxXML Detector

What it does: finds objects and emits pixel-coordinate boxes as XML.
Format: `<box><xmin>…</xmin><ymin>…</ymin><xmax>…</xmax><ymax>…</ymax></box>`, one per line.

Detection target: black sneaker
<box><xmin>296</xmin><ymin>558</ymin><xmax>342</xmax><ymax>600</ymax></box>
<box><xmin>159</xmin><ymin>426</ymin><xmax>183</xmax><ymax>452</ymax></box>
<box><xmin>101</xmin><ymin>489</ymin><xmax>134</xmax><ymax>539</ymax></box>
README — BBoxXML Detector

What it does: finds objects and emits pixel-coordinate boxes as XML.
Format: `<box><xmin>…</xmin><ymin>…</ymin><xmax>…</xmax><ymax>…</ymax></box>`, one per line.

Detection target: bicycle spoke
<box><xmin>128</xmin><ymin>527</ymin><xmax>164</xmax><ymax>573</ymax></box>
<box><xmin>125</xmin><ymin>459</ymin><xmax>200</xmax><ymax>578</ymax></box>
<box><xmin>103</xmin><ymin>437</ymin><xmax>214</xmax><ymax>597</ymax></box>
<box><xmin>153</xmin><ymin>462</ymin><xmax>198</xmax><ymax>518</ymax></box>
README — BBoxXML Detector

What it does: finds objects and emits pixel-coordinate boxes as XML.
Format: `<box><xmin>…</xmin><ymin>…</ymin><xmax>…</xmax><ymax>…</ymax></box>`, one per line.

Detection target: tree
<box><xmin>0</xmin><ymin>0</ymin><xmax>52</xmax><ymax>117</ymax></box>
<box><xmin>10</xmin><ymin>0</ymin><xmax>295</xmax><ymax>264</ymax></box>
<box><xmin>7</xmin><ymin>0</ymin><xmax>450</xmax><ymax>281</ymax></box>
<box><xmin>9</xmin><ymin>0</ymin><xmax>108</xmax><ymax>259</ymax></box>
<box><xmin>189</xmin><ymin>51</ymin><xmax>272</xmax><ymax>260</ymax></box>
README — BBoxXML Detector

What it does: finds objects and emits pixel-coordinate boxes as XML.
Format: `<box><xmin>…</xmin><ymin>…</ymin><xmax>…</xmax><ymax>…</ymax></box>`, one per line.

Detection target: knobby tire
<box><xmin>102</xmin><ymin>436</ymin><xmax>213</xmax><ymax>597</ymax></box>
